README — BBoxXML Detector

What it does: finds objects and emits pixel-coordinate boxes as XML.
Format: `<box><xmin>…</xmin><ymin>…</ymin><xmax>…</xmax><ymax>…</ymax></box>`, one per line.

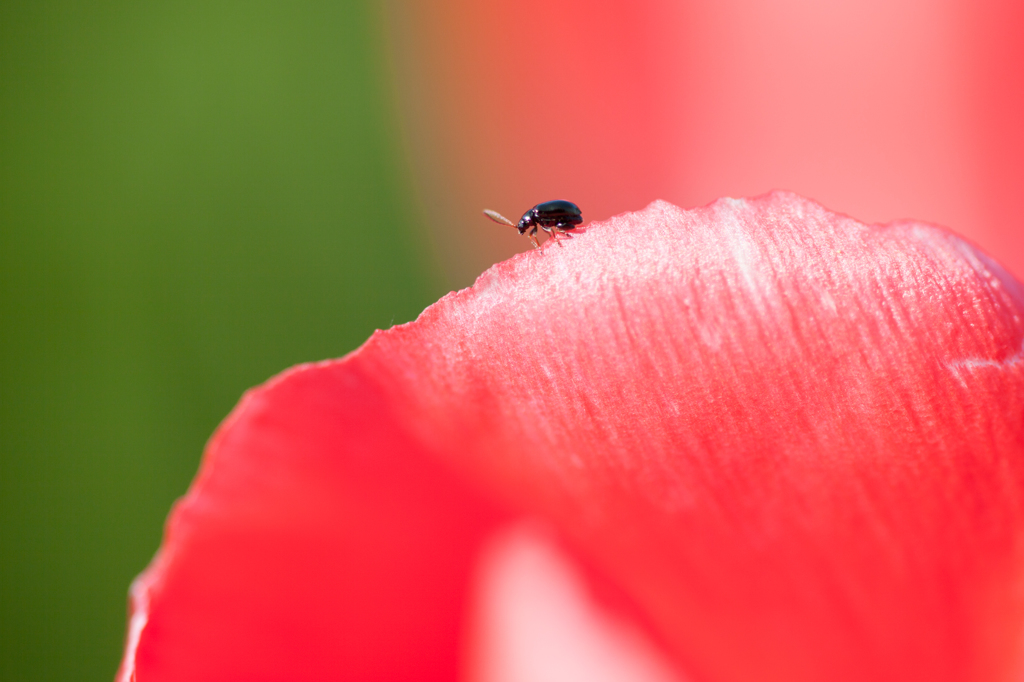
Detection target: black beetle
<box><xmin>483</xmin><ymin>200</ymin><xmax>583</xmax><ymax>248</ymax></box>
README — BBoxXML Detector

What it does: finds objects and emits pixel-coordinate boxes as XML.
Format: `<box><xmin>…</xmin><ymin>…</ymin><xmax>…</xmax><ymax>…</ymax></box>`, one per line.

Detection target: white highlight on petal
<box><xmin>465</xmin><ymin>524</ymin><xmax>688</xmax><ymax>682</ymax></box>
<box><xmin>116</xmin><ymin>553</ymin><xmax>162</xmax><ymax>682</ymax></box>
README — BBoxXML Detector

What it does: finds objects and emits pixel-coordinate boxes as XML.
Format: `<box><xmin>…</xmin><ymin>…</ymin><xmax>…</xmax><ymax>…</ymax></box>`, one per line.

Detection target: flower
<box><xmin>118</xmin><ymin>192</ymin><xmax>1024</xmax><ymax>682</ymax></box>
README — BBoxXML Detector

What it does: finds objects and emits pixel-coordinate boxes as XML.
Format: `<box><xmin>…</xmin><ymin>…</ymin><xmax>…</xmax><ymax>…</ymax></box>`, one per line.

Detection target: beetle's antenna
<box><xmin>482</xmin><ymin>209</ymin><xmax>516</xmax><ymax>227</ymax></box>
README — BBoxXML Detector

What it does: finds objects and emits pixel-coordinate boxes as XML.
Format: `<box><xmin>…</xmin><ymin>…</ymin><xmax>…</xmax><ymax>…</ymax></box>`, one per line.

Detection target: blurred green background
<box><xmin>0</xmin><ymin>1</ymin><xmax>442</xmax><ymax>680</ymax></box>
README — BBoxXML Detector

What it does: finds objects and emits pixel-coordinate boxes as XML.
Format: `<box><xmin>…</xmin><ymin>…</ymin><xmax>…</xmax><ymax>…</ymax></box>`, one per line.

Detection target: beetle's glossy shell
<box><xmin>518</xmin><ymin>200</ymin><xmax>583</xmax><ymax>232</ymax></box>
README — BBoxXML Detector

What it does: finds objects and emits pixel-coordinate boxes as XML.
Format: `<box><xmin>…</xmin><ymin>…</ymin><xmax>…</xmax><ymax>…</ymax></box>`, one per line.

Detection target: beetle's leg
<box><xmin>548</xmin><ymin>225</ymin><xmax>566</xmax><ymax>246</ymax></box>
<box><xmin>527</xmin><ymin>227</ymin><xmax>541</xmax><ymax>249</ymax></box>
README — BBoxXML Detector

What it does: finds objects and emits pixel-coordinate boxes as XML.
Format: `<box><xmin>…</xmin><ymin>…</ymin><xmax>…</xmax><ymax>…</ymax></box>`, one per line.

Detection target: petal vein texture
<box><xmin>120</xmin><ymin>192</ymin><xmax>1024</xmax><ymax>682</ymax></box>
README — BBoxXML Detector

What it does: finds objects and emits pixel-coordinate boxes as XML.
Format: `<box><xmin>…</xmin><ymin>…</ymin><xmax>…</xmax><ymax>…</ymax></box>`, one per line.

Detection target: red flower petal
<box><xmin>120</xmin><ymin>193</ymin><xmax>1024</xmax><ymax>682</ymax></box>
<box><xmin>119</xmin><ymin>368</ymin><xmax>510</xmax><ymax>681</ymax></box>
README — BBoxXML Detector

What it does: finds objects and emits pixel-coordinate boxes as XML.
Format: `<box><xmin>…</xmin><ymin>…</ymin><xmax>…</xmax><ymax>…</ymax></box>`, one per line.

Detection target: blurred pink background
<box><xmin>387</xmin><ymin>0</ymin><xmax>1023</xmax><ymax>287</ymax></box>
